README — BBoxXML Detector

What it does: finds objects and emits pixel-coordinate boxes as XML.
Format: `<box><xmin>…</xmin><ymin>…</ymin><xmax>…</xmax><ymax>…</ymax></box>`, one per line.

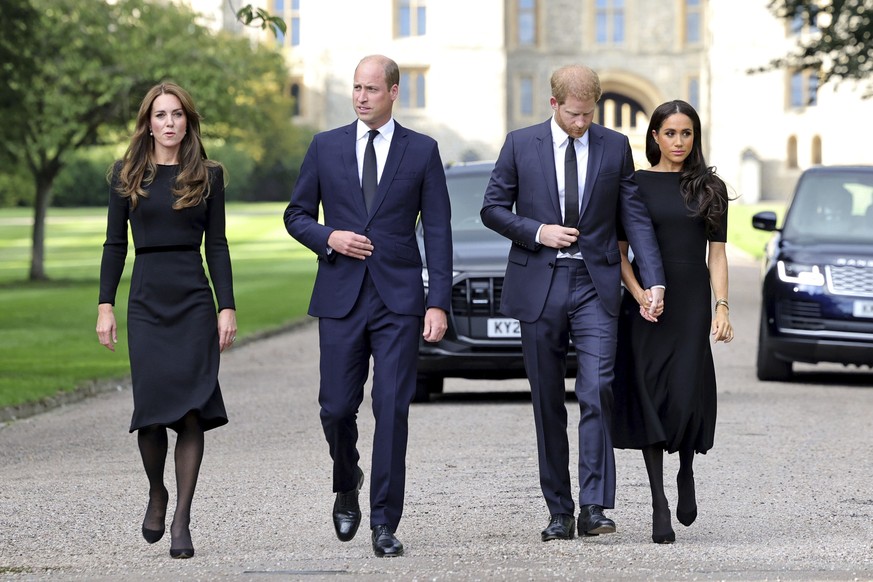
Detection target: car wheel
<box><xmin>756</xmin><ymin>310</ymin><xmax>792</xmax><ymax>381</ymax></box>
<box><xmin>413</xmin><ymin>375</ymin><xmax>444</xmax><ymax>403</ymax></box>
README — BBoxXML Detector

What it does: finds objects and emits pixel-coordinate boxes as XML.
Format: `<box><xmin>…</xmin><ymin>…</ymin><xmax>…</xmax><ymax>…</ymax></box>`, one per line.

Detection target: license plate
<box><xmin>853</xmin><ymin>300</ymin><xmax>873</xmax><ymax>318</ymax></box>
<box><xmin>487</xmin><ymin>318</ymin><xmax>521</xmax><ymax>338</ymax></box>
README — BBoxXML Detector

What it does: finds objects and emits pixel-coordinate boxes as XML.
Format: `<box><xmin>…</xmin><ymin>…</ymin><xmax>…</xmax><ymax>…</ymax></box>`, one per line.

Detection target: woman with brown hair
<box><xmin>613</xmin><ymin>99</ymin><xmax>733</xmax><ymax>544</ymax></box>
<box><xmin>96</xmin><ymin>82</ymin><xmax>236</xmax><ymax>559</ymax></box>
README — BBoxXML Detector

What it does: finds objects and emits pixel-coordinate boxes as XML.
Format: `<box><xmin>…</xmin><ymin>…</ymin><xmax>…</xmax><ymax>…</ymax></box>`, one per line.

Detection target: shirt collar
<box><xmin>357</xmin><ymin>118</ymin><xmax>395</xmax><ymax>142</ymax></box>
<box><xmin>550</xmin><ymin>116</ymin><xmax>590</xmax><ymax>149</ymax></box>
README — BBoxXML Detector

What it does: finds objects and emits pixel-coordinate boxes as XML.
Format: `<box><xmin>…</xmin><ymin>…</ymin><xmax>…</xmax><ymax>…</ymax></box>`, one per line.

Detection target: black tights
<box><xmin>642</xmin><ymin>444</ymin><xmax>698</xmax><ymax>538</ymax></box>
<box><xmin>138</xmin><ymin>411</ymin><xmax>204</xmax><ymax>549</ymax></box>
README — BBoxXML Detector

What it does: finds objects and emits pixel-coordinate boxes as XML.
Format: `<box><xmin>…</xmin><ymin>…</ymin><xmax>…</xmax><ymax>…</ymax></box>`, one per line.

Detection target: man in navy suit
<box><xmin>481</xmin><ymin>65</ymin><xmax>665</xmax><ymax>541</ymax></box>
<box><xmin>284</xmin><ymin>55</ymin><xmax>452</xmax><ymax>557</ymax></box>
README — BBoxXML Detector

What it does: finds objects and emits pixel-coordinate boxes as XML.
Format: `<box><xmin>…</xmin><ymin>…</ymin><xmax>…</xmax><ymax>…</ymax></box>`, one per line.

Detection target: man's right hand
<box><xmin>540</xmin><ymin>224</ymin><xmax>580</xmax><ymax>250</ymax></box>
<box><xmin>328</xmin><ymin>230</ymin><xmax>374</xmax><ymax>260</ymax></box>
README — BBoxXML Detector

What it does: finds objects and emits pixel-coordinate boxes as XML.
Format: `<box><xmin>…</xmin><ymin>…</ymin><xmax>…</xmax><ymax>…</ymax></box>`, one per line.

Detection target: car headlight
<box><xmin>777</xmin><ymin>261</ymin><xmax>825</xmax><ymax>286</ymax></box>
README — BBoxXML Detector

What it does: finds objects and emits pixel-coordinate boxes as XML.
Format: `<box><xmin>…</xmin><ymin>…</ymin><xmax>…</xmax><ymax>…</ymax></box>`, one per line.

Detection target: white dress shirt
<box><xmin>546</xmin><ymin>116</ymin><xmax>588</xmax><ymax>259</ymax></box>
<box><xmin>356</xmin><ymin>118</ymin><xmax>394</xmax><ymax>187</ymax></box>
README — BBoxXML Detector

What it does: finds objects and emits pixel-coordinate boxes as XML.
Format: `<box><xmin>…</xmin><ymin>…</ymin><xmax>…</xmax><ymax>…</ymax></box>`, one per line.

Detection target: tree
<box><xmin>0</xmin><ymin>0</ymin><xmax>297</xmax><ymax>280</ymax></box>
<box><xmin>765</xmin><ymin>0</ymin><xmax>873</xmax><ymax>96</ymax></box>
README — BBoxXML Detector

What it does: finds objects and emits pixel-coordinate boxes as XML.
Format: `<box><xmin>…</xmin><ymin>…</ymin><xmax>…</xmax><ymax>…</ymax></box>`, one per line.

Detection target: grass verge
<box><xmin>0</xmin><ymin>203</ymin><xmax>314</xmax><ymax>409</ymax></box>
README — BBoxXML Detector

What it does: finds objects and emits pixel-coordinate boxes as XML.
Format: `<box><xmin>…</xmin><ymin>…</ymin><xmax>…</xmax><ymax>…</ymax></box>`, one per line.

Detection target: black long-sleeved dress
<box><xmin>99</xmin><ymin>163</ymin><xmax>234</xmax><ymax>432</ymax></box>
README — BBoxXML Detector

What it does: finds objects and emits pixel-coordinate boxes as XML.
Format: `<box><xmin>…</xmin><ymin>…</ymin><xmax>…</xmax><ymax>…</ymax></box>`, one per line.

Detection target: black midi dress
<box><xmin>99</xmin><ymin>164</ymin><xmax>234</xmax><ymax>433</ymax></box>
<box><xmin>612</xmin><ymin>170</ymin><xmax>727</xmax><ymax>454</ymax></box>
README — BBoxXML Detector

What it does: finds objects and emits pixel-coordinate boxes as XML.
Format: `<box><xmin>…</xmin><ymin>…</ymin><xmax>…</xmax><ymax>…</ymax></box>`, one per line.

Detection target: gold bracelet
<box><xmin>714</xmin><ymin>298</ymin><xmax>729</xmax><ymax>312</ymax></box>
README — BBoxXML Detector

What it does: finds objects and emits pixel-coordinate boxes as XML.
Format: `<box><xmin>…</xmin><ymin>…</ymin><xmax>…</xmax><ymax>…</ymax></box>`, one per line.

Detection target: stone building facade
<box><xmin>187</xmin><ymin>0</ymin><xmax>873</xmax><ymax>202</ymax></box>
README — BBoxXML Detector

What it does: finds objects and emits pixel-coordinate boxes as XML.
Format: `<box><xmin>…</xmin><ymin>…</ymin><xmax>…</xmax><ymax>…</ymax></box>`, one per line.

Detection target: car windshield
<box><xmin>782</xmin><ymin>171</ymin><xmax>873</xmax><ymax>243</ymax></box>
<box><xmin>447</xmin><ymin>171</ymin><xmax>492</xmax><ymax>232</ymax></box>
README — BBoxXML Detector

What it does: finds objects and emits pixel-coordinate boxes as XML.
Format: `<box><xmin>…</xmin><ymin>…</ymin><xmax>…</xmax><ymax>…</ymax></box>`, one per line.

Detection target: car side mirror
<box><xmin>752</xmin><ymin>211</ymin><xmax>778</xmax><ymax>232</ymax></box>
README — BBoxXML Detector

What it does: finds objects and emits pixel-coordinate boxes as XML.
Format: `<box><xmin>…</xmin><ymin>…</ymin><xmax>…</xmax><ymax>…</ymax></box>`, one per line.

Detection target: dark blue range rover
<box><xmin>752</xmin><ymin>165</ymin><xmax>873</xmax><ymax>381</ymax></box>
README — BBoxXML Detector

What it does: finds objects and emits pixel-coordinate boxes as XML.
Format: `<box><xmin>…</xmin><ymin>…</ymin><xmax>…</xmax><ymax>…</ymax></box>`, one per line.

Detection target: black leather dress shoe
<box><xmin>541</xmin><ymin>514</ymin><xmax>575</xmax><ymax>541</ymax></box>
<box><xmin>332</xmin><ymin>467</ymin><xmax>364</xmax><ymax>542</ymax></box>
<box><xmin>371</xmin><ymin>524</ymin><xmax>404</xmax><ymax>557</ymax></box>
<box><xmin>578</xmin><ymin>504</ymin><xmax>616</xmax><ymax>536</ymax></box>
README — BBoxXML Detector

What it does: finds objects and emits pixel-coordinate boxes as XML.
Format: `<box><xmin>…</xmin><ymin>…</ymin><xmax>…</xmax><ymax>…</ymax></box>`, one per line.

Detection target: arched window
<box><xmin>787</xmin><ymin>135</ymin><xmax>798</xmax><ymax>168</ymax></box>
<box><xmin>598</xmin><ymin>92</ymin><xmax>646</xmax><ymax>131</ymax></box>
<box><xmin>811</xmin><ymin>135</ymin><xmax>822</xmax><ymax>165</ymax></box>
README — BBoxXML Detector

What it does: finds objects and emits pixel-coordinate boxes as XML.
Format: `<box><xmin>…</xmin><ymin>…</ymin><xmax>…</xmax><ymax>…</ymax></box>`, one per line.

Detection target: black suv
<box><xmin>415</xmin><ymin>161</ymin><xmax>575</xmax><ymax>400</ymax></box>
<box><xmin>752</xmin><ymin>165</ymin><xmax>873</xmax><ymax>381</ymax></box>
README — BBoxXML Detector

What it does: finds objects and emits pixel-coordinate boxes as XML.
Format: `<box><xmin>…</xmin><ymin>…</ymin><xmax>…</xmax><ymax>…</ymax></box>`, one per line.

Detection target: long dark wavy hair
<box><xmin>645</xmin><ymin>100</ymin><xmax>728</xmax><ymax>235</ymax></box>
<box><xmin>112</xmin><ymin>82</ymin><xmax>219</xmax><ymax>210</ymax></box>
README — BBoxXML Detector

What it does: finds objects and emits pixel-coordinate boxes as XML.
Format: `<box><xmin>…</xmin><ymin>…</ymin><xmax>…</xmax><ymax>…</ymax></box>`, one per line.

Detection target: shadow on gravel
<box><xmin>418</xmin><ymin>391</ymin><xmax>579</xmax><ymax>404</ymax></box>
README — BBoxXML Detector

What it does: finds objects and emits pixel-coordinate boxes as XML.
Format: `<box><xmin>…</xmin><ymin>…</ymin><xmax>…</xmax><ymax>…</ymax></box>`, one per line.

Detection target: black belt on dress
<box><xmin>135</xmin><ymin>245</ymin><xmax>199</xmax><ymax>256</ymax></box>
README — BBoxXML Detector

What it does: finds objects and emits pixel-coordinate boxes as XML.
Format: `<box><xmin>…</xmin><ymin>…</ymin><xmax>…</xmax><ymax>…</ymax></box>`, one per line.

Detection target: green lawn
<box><xmin>0</xmin><ymin>203</ymin><xmax>315</xmax><ymax>409</ymax></box>
<box><xmin>727</xmin><ymin>200</ymin><xmax>785</xmax><ymax>260</ymax></box>
<box><xmin>0</xmin><ymin>199</ymin><xmax>784</xmax><ymax>410</ymax></box>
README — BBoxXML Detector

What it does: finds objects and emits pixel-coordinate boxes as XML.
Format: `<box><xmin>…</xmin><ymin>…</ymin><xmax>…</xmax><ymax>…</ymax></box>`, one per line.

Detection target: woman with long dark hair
<box><xmin>96</xmin><ymin>82</ymin><xmax>236</xmax><ymax>559</ymax></box>
<box><xmin>613</xmin><ymin>99</ymin><xmax>733</xmax><ymax>544</ymax></box>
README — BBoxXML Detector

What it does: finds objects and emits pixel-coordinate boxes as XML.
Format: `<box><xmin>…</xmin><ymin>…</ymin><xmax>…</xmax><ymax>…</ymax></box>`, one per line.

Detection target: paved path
<box><xmin>2</xmin><ymin>254</ymin><xmax>872</xmax><ymax>581</ymax></box>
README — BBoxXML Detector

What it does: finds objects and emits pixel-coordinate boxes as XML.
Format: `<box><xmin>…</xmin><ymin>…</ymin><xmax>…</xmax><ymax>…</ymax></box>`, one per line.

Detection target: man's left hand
<box><xmin>422</xmin><ymin>307</ymin><xmax>447</xmax><ymax>343</ymax></box>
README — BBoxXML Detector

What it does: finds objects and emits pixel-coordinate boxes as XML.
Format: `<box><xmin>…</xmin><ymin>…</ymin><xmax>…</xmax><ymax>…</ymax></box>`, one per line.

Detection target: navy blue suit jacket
<box><xmin>481</xmin><ymin>120</ymin><xmax>664</xmax><ymax>321</ymax></box>
<box><xmin>285</xmin><ymin>120</ymin><xmax>453</xmax><ymax>319</ymax></box>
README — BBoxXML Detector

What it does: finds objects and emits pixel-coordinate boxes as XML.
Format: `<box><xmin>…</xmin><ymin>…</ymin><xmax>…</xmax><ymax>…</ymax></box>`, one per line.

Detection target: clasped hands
<box><xmin>633</xmin><ymin>287</ymin><xmax>665</xmax><ymax>323</ymax></box>
<box><xmin>542</xmin><ymin>225</ymin><xmax>665</xmax><ymax>323</ymax></box>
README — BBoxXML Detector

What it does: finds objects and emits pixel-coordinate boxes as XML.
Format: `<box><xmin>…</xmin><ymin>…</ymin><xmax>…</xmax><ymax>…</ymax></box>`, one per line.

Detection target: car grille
<box><xmin>826</xmin><ymin>265</ymin><xmax>873</xmax><ymax>297</ymax></box>
<box><xmin>776</xmin><ymin>299</ymin><xmax>873</xmax><ymax>337</ymax></box>
<box><xmin>777</xmin><ymin>300</ymin><xmax>823</xmax><ymax>331</ymax></box>
<box><xmin>452</xmin><ymin>276</ymin><xmax>504</xmax><ymax>317</ymax></box>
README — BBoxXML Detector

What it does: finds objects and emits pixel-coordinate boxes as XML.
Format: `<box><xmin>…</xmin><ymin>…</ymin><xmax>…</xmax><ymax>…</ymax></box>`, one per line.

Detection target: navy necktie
<box><xmin>564</xmin><ymin>137</ymin><xmax>580</xmax><ymax>254</ymax></box>
<box><xmin>362</xmin><ymin>129</ymin><xmax>379</xmax><ymax>212</ymax></box>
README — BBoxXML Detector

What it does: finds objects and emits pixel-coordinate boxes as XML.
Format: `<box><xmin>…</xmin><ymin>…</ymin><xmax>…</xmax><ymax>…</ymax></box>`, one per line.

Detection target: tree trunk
<box><xmin>29</xmin><ymin>174</ymin><xmax>53</xmax><ymax>281</ymax></box>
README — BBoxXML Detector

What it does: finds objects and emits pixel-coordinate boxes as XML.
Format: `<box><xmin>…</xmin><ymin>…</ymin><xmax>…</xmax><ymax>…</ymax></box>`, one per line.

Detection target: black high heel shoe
<box><xmin>169</xmin><ymin>547</ymin><xmax>195</xmax><ymax>559</ymax></box>
<box><xmin>142</xmin><ymin>526</ymin><xmax>165</xmax><ymax>544</ymax></box>
<box><xmin>141</xmin><ymin>487</ymin><xmax>168</xmax><ymax>544</ymax></box>
<box><xmin>169</xmin><ymin>520</ymin><xmax>194</xmax><ymax>559</ymax></box>
<box><xmin>676</xmin><ymin>472</ymin><xmax>697</xmax><ymax>527</ymax></box>
<box><xmin>651</xmin><ymin>505</ymin><xmax>675</xmax><ymax>544</ymax></box>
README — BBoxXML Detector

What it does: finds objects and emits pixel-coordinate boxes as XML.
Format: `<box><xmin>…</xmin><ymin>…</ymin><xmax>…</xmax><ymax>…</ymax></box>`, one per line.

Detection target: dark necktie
<box><xmin>362</xmin><ymin>129</ymin><xmax>379</xmax><ymax>212</ymax></box>
<box><xmin>564</xmin><ymin>137</ymin><xmax>580</xmax><ymax>254</ymax></box>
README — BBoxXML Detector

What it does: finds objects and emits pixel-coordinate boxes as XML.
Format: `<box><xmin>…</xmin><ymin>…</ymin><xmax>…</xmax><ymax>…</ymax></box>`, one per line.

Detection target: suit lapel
<box><xmin>536</xmin><ymin>121</ymin><xmax>562</xmax><ymax>221</ymax></box>
<box><xmin>368</xmin><ymin>121</ymin><xmax>409</xmax><ymax>218</ymax></box>
<box><xmin>580</xmin><ymin>125</ymin><xmax>604</xmax><ymax>219</ymax></box>
<box><xmin>342</xmin><ymin>122</ymin><xmax>369</xmax><ymax>216</ymax></box>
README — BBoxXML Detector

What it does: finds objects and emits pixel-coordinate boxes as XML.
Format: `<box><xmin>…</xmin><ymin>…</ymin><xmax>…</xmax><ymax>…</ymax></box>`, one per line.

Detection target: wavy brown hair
<box><xmin>645</xmin><ymin>100</ymin><xmax>728</xmax><ymax>235</ymax></box>
<box><xmin>113</xmin><ymin>82</ymin><xmax>219</xmax><ymax>210</ymax></box>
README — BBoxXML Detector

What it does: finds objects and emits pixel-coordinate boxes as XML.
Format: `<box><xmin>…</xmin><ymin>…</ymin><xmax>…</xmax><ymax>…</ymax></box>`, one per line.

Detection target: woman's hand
<box><xmin>711</xmin><ymin>308</ymin><xmax>733</xmax><ymax>343</ymax></box>
<box><xmin>96</xmin><ymin>303</ymin><xmax>118</xmax><ymax>351</ymax></box>
<box><xmin>218</xmin><ymin>308</ymin><xmax>238</xmax><ymax>352</ymax></box>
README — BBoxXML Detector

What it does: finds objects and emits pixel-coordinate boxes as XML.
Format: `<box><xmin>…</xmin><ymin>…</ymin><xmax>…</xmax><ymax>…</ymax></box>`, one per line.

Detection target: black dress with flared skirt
<box><xmin>99</xmin><ymin>164</ymin><xmax>234</xmax><ymax>433</ymax></box>
<box><xmin>612</xmin><ymin>170</ymin><xmax>727</xmax><ymax>454</ymax></box>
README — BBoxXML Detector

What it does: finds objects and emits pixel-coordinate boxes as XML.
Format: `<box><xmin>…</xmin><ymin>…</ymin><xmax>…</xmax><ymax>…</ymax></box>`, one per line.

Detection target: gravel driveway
<box><xmin>1</xmin><ymin>253</ymin><xmax>872</xmax><ymax>581</ymax></box>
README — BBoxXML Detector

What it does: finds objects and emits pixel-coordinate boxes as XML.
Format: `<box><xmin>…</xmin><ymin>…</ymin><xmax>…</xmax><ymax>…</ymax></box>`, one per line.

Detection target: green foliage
<box><xmin>0</xmin><ymin>203</ymin><xmax>315</xmax><ymax>409</ymax></box>
<box><xmin>235</xmin><ymin>3</ymin><xmax>287</xmax><ymax>36</ymax></box>
<box><xmin>766</xmin><ymin>0</ymin><xmax>873</xmax><ymax>96</ymax></box>
<box><xmin>52</xmin><ymin>146</ymin><xmax>120</xmax><ymax>207</ymax></box>
<box><xmin>0</xmin><ymin>168</ymin><xmax>32</xmax><ymax>207</ymax></box>
<box><xmin>0</xmin><ymin>0</ymin><xmax>311</xmax><ymax>278</ymax></box>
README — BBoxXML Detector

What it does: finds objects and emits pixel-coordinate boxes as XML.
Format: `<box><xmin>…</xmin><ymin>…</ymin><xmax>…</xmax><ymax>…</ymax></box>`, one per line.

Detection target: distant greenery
<box><xmin>727</xmin><ymin>201</ymin><xmax>786</xmax><ymax>259</ymax></box>
<box><xmin>0</xmin><ymin>203</ymin><xmax>315</xmax><ymax>409</ymax></box>
<box><xmin>0</xmin><ymin>199</ymin><xmax>785</xmax><ymax>410</ymax></box>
